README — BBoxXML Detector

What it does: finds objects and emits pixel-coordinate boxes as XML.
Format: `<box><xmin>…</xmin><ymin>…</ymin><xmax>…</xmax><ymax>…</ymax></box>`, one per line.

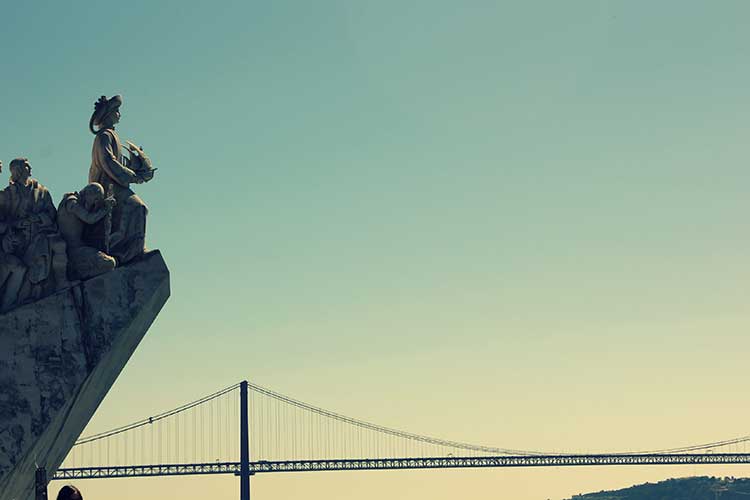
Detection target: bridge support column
<box><xmin>35</xmin><ymin>467</ymin><xmax>48</xmax><ymax>500</ymax></box>
<box><xmin>240</xmin><ymin>381</ymin><xmax>251</xmax><ymax>500</ymax></box>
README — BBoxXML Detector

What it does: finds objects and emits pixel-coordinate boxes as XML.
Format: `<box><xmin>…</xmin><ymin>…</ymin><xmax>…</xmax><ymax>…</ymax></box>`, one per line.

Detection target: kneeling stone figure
<box><xmin>57</xmin><ymin>183</ymin><xmax>116</xmax><ymax>280</ymax></box>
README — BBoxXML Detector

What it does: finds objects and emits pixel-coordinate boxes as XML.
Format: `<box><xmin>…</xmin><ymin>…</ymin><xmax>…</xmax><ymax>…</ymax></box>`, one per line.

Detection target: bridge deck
<box><xmin>52</xmin><ymin>453</ymin><xmax>750</xmax><ymax>480</ymax></box>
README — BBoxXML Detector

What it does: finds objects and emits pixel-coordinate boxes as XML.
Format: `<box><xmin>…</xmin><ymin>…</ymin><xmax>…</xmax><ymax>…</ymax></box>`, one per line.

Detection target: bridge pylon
<box><xmin>240</xmin><ymin>380</ymin><xmax>251</xmax><ymax>500</ymax></box>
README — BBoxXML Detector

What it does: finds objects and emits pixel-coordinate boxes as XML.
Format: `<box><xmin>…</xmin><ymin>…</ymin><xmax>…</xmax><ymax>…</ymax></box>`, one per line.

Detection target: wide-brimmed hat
<box><xmin>89</xmin><ymin>95</ymin><xmax>123</xmax><ymax>134</ymax></box>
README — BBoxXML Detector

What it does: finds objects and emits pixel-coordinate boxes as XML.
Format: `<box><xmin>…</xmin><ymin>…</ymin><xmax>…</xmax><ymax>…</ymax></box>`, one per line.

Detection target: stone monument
<box><xmin>0</xmin><ymin>95</ymin><xmax>168</xmax><ymax>500</ymax></box>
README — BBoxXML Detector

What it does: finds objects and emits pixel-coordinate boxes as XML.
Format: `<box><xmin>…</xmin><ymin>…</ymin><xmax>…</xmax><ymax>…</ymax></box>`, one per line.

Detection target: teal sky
<box><xmin>2</xmin><ymin>1</ymin><xmax>749</xmax><ymax>499</ymax></box>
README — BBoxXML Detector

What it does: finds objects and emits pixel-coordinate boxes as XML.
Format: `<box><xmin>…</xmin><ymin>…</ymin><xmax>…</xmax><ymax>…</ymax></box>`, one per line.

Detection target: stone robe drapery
<box><xmin>57</xmin><ymin>192</ymin><xmax>116</xmax><ymax>280</ymax></box>
<box><xmin>0</xmin><ymin>179</ymin><xmax>56</xmax><ymax>233</ymax></box>
<box><xmin>0</xmin><ymin>179</ymin><xmax>67</xmax><ymax>303</ymax></box>
<box><xmin>89</xmin><ymin>128</ymin><xmax>148</xmax><ymax>263</ymax></box>
<box><xmin>0</xmin><ymin>179</ymin><xmax>58</xmax><ymax>284</ymax></box>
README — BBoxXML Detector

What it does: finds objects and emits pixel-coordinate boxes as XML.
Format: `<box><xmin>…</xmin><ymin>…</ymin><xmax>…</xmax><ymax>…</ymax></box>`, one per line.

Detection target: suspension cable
<box><xmin>73</xmin><ymin>383</ymin><xmax>240</xmax><ymax>446</ymax></box>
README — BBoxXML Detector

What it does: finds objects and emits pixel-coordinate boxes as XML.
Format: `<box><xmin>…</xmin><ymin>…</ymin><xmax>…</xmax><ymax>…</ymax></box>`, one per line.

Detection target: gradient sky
<box><xmin>2</xmin><ymin>1</ymin><xmax>750</xmax><ymax>499</ymax></box>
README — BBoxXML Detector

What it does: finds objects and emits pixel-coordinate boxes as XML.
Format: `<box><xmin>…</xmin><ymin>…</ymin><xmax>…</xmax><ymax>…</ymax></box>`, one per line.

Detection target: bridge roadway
<box><xmin>52</xmin><ymin>453</ymin><xmax>750</xmax><ymax>480</ymax></box>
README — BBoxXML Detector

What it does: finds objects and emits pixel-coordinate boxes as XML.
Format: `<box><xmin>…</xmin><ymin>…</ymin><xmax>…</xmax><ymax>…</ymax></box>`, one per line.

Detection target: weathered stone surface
<box><xmin>0</xmin><ymin>250</ymin><xmax>169</xmax><ymax>500</ymax></box>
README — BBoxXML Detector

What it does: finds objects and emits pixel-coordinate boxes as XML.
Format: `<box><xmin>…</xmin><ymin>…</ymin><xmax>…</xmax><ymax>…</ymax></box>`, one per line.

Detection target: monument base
<box><xmin>0</xmin><ymin>251</ymin><xmax>170</xmax><ymax>500</ymax></box>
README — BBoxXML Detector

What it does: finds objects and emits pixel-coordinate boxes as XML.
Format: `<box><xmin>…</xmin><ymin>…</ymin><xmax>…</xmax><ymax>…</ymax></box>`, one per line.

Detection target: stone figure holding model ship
<box><xmin>88</xmin><ymin>95</ymin><xmax>156</xmax><ymax>264</ymax></box>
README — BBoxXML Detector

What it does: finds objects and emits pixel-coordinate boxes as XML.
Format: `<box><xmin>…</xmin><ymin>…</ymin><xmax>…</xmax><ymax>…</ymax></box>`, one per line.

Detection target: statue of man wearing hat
<box><xmin>88</xmin><ymin>95</ymin><xmax>155</xmax><ymax>264</ymax></box>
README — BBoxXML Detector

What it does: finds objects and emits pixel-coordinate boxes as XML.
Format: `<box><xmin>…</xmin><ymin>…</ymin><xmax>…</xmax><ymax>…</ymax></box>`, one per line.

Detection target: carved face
<box><xmin>109</xmin><ymin>108</ymin><xmax>121</xmax><ymax>126</ymax></box>
<box><xmin>9</xmin><ymin>159</ymin><xmax>31</xmax><ymax>184</ymax></box>
<box><xmin>82</xmin><ymin>184</ymin><xmax>105</xmax><ymax>211</ymax></box>
<box><xmin>99</xmin><ymin>107</ymin><xmax>121</xmax><ymax>129</ymax></box>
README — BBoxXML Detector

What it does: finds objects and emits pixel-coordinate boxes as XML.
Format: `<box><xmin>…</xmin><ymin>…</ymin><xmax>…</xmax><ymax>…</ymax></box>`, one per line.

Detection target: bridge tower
<box><xmin>240</xmin><ymin>380</ymin><xmax>251</xmax><ymax>500</ymax></box>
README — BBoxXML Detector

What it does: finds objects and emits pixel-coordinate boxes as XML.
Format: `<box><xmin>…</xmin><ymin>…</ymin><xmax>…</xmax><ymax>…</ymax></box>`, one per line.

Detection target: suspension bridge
<box><xmin>52</xmin><ymin>381</ymin><xmax>750</xmax><ymax>499</ymax></box>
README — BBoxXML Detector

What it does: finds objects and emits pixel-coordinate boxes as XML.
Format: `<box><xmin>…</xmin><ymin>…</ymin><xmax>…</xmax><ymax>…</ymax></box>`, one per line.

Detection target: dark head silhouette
<box><xmin>56</xmin><ymin>485</ymin><xmax>83</xmax><ymax>500</ymax></box>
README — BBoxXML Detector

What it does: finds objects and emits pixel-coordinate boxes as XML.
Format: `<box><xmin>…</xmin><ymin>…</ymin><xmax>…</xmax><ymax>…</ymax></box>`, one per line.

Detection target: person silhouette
<box><xmin>56</xmin><ymin>484</ymin><xmax>83</xmax><ymax>500</ymax></box>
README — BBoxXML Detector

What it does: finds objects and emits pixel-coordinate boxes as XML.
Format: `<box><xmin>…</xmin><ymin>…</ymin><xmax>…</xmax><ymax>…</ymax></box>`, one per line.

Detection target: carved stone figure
<box><xmin>58</xmin><ymin>183</ymin><xmax>117</xmax><ymax>280</ymax></box>
<box><xmin>0</xmin><ymin>251</ymin><xmax>26</xmax><ymax>312</ymax></box>
<box><xmin>0</xmin><ymin>158</ymin><xmax>68</xmax><ymax>305</ymax></box>
<box><xmin>0</xmin><ymin>160</ymin><xmax>27</xmax><ymax>311</ymax></box>
<box><xmin>88</xmin><ymin>95</ymin><xmax>155</xmax><ymax>264</ymax></box>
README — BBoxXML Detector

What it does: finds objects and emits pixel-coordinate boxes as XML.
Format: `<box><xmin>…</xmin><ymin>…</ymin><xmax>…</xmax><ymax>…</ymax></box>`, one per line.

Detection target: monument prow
<box><xmin>0</xmin><ymin>250</ymin><xmax>170</xmax><ymax>500</ymax></box>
